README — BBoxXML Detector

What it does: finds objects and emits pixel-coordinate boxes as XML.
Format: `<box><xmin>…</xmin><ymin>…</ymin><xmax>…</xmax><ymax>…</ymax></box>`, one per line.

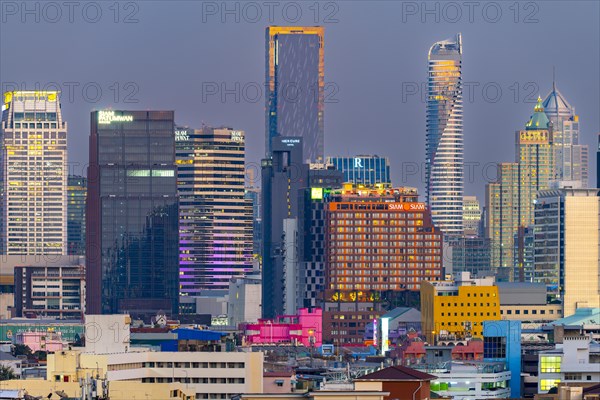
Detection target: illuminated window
<box><xmin>540</xmin><ymin>379</ymin><xmax>560</xmax><ymax>391</ymax></box>
<box><xmin>540</xmin><ymin>356</ymin><xmax>561</xmax><ymax>373</ymax></box>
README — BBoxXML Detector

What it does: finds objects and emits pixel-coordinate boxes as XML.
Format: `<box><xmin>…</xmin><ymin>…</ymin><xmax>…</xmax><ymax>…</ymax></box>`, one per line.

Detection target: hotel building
<box><xmin>175</xmin><ymin>126</ymin><xmax>253</xmax><ymax>296</ymax></box>
<box><xmin>324</xmin><ymin>184</ymin><xmax>443</xmax><ymax>345</ymax></box>
<box><xmin>0</xmin><ymin>91</ymin><xmax>67</xmax><ymax>255</ymax></box>
<box><xmin>326</xmin><ymin>155</ymin><xmax>391</xmax><ymax>186</ymax></box>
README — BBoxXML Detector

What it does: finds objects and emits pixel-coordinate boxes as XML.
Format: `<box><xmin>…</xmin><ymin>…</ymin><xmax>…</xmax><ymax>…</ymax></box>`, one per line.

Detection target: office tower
<box><xmin>0</xmin><ymin>91</ymin><xmax>67</xmax><ymax>255</ymax></box>
<box><xmin>244</xmin><ymin>187</ymin><xmax>262</xmax><ymax>255</ymax></box>
<box><xmin>421</xmin><ymin>272</ymin><xmax>500</xmax><ymax>344</ymax></box>
<box><xmin>324</xmin><ymin>184</ymin><xmax>443</xmax><ymax>345</ymax></box>
<box><xmin>261</xmin><ymin>137</ymin><xmax>308</xmax><ymax>318</ymax></box>
<box><xmin>86</xmin><ymin>110</ymin><xmax>179</xmax><ymax>317</ymax></box>
<box><xmin>462</xmin><ymin>195</ymin><xmax>481</xmax><ymax>236</ymax></box>
<box><xmin>534</xmin><ymin>188</ymin><xmax>600</xmax><ymax>316</ymax></box>
<box><xmin>543</xmin><ymin>82</ymin><xmax>589</xmax><ymax>187</ymax></box>
<box><xmin>326</xmin><ymin>155</ymin><xmax>391</xmax><ymax>186</ymax></box>
<box><xmin>486</xmin><ymin>98</ymin><xmax>554</xmax><ymax>279</ymax></box>
<box><xmin>425</xmin><ymin>33</ymin><xmax>464</xmax><ymax>236</ymax></box>
<box><xmin>266</xmin><ymin>26</ymin><xmax>324</xmax><ymax>162</ymax></box>
<box><xmin>67</xmin><ymin>175</ymin><xmax>87</xmax><ymax>256</ymax></box>
<box><xmin>175</xmin><ymin>126</ymin><xmax>253</xmax><ymax>296</ymax></box>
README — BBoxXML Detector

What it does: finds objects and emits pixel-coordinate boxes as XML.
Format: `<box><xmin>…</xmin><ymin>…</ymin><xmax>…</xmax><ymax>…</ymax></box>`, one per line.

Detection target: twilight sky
<box><xmin>1</xmin><ymin>1</ymin><xmax>598</xmax><ymax>202</ymax></box>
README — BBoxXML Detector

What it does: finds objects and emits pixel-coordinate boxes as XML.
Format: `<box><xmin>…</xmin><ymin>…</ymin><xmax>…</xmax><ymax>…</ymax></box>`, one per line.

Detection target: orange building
<box><xmin>323</xmin><ymin>184</ymin><xmax>443</xmax><ymax>345</ymax></box>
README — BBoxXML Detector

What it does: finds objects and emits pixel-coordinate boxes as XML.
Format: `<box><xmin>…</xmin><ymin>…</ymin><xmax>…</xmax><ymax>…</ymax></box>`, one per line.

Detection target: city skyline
<box><xmin>1</xmin><ymin>2</ymin><xmax>598</xmax><ymax>204</ymax></box>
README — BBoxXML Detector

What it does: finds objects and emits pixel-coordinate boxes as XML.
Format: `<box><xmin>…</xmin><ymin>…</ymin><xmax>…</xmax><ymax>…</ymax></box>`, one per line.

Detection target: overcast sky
<box><xmin>1</xmin><ymin>1</ymin><xmax>598</xmax><ymax>202</ymax></box>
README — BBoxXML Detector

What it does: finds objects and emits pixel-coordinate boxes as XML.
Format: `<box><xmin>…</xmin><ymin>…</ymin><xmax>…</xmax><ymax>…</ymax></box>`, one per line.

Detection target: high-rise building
<box><xmin>86</xmin><ymin>110</ymin><xmax>179</xmax><ymax>317</ymax></box>
<box><xmin>486</xmin><ymin>98</ymin><xmax>554</xmax><ymax>279</ymax></box>
<box><xmin>0</xmin><ymin>91</ymin><xmax>67</xmax><ymax>255</ymax></box>
<box><xmin>543</xmin><ymin>82</ymin><xmax>588</xmax><ymax>187</ymax></box>
<box><xmin>261</xmin><ymin>137</ymin><xmax>307</xmax><ymax>318</ymax></box>
<box><xmin>261</xmin><ymin>138</ymin><xmax>341</xmax><ymax>318</ymax></box>
<box><xmin>326</xmin><ymin>155</ymin><xmax>391</xmax><ymax>186</ymax></box>
<box><xmin>266</xmin><ymin>26</ymin><xmax>324</xmax><ymax>162</ymax></box>
<box><xmin>462</xmin><ymin>196</ymin><xmax>481</xmax><ymax>237</ymax></box>
<box><xmin>324</xmin><ymin>184</ymin><xmax>443</xmax><ymax>345</ymax></box>
<box><xmin>534</xmin><ymin>187</ymin><xmax>600</xmax><ymax>316</ymax></box>
<box><xmin>175</xmin><ymin>126</ymin><xmax>253</xmax><ymax>296</ymax></box>
<box><xmin>67</xmin><ymin>175</ymin><xmax>87</xmax><ymax>256</ymax></box>
<box><xmin>426</xmin><ymin>33</ymin><xmax>464</xmax><ymax>236</ymax></box>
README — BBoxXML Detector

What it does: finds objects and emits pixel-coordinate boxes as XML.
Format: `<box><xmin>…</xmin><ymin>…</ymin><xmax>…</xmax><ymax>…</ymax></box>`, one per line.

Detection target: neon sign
<box><xmin>98</xmin><ymin>110</ymin><xmax>133</xmax><ymax>125</ymax></box>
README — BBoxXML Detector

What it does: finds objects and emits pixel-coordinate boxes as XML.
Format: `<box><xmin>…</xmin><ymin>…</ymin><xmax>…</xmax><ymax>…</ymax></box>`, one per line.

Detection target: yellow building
<box><xmin>421</xmin><ymin>272</ymin><xmax>500</xmax><ymax>343</ymax></box>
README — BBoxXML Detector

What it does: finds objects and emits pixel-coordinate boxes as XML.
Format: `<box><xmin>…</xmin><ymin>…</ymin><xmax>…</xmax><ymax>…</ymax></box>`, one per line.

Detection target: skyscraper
<box><xmin>326</xmin><ymin>155</ymin><xmax>391</xmax><ymax>186</ymax></box>
<box><xmin>86</xmin><ymin>110</ymin><xmax>179</xmax><ymax>317</ymax></box>
<box><xmin>426</xmin><ymin>33</ymin><xmax>464</xmax><ymax>236</ymax></box>
<box><xmin>175</xmin><ymin>126</ymin><xmax>253</xmax><ymax>296</ymax></box>
<box><xmin>0</xmin><ymin>91</ymin><xmax>67</xmax><ymax>255</ymax></box>
<box><xmin>67</xmin><ymin>175</ymin><xmax>87</xmax><ymax>256</ymax></box>
<box><xmin>486</xmin><ymin>98</ymin><xmax>554</xmax><ymax>279</ymax></box>
<box><xmin>266</xmin><ymin>26</ymin><xmax>324</xmax><ymax>162</ymax></box>
<box><xmin>543</xmin><ymin>82</ymin><xmax>588</xmax><ymax>187</ymax></box>
<box><xmin>535</xmin><ymin>188</ymin><xmax>600</xmax><ymax>316</ymax></box>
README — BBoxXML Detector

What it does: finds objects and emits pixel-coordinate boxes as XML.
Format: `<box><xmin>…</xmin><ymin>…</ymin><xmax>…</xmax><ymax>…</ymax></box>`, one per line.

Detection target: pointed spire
<box><xmin>552</xmin><ymin>66</ymin><xmax>556</xmax><ymax>92</ymax></box>
<box><xmin>534</xmin><ymin>96</ymin><xmax>544</xmax><ymax>112</ymax></box>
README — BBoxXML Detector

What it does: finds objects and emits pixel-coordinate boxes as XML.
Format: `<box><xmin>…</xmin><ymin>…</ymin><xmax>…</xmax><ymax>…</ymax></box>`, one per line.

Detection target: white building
<box><xmin>424</xmin><ymin>361</ymin><xmax>511</xmax><ymax>399</ymax></box>
<box><xmin>538</xmin><ymin>335</ymin><xmax>600</xmax><ymax>393</ymax></box>
<box><xmin>1</xmin><ymin>91</ymin><xmax>67</xmax><ymax>255</ymax></box>
<box><xmin>426</xmin><ymin>34</ymin><xmax>464</xmax><ymax>236</ymax></box>
<box><xmin>463</xmin><ymin>196</ymin><xmax>481</xmax><ymax>237</ymax></box>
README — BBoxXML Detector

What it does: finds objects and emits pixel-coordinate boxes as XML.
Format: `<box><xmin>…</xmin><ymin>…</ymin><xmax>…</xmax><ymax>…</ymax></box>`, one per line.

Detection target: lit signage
<box><xmin>380</xmin><ymin>317</ymin><xmax>389</xmax><ymax>354</ymax></box>
<box><xmin>388</xmin><ymin>203</ymin><xmax>425</xmax><ymax>211</ymax></box>
<box><xmin>354</xmin><ymin>158</ymin><xmax>364</xmax><ymax>168</ymax></box>
<box><xmin>98</xmin><ymin>110</ymin><xmax>133</xmax><ymax>125</ymax></box>
<box><xmin>281</xmin><ymin>139</ymin><xmax>300</xmax><ymax>146</ymax></box>
<box><xmin>372</xmin><ymin>319</ymin><xmax>377</xmax><ymax>347</ymax></box>
<box><xmin>175</xmin><ymin>130</ymin><xmax>189</xmax><ymax>142</ymax></box>
<box><xmin>311</xmin><ymin>187</ymin><xmax>323</xmax><ymax>200</ymax></box>
<box><xmin>230</xmin><ymin>130</ymin><xmax>244</xmax><ymax>142</ymax></box>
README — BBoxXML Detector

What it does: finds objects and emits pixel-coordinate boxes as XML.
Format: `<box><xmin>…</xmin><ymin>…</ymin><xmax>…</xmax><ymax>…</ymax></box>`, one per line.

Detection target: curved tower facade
<box><xmin>426</xmin><ymin>33</ymin><xmax>464</xmax><ymax>236</ymax></box>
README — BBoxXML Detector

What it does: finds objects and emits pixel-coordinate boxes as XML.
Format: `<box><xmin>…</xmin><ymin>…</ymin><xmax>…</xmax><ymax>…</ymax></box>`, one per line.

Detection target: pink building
<box><xmin>15</xmin><ymin>331</ymin><xmax>64</xmax><ymax>353</ymax></box>
<box><xmin>241</xmin><ymin>308</ymin><xmax>322</xmax><ymax>347</ymax></box>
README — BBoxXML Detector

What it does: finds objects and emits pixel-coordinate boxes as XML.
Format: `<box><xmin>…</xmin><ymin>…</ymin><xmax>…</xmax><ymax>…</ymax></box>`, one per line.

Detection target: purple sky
<box><xmin>1</xmin><ymin>1</ymin><xmax>598</xmax><ymax>202</ymax></box>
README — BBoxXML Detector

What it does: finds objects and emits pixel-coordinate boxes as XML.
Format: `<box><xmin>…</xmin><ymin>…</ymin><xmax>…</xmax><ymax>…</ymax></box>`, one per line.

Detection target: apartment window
<box><xmin>564</xmin><ymin>373</ymin><xmax>582</xmax><ymax>380</ymax></box>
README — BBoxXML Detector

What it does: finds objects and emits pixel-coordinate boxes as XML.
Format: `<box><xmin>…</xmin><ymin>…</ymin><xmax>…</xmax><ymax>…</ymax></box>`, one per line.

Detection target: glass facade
<box><xmin>266</xmin><ymin>26</ymin><xmax>324</xmax><ymax>162</ymax></box>
<box><xmin>426</xmin><ymin>34</ymin><xmax>464</xmax><ymax>236</ymax></box>
<box><xmin>67</xmin><ymin>175</ymin><xmax>87</xmax><ymax>256</ymax></box>
<box><xmin>87</xmin><ymin>111</ymin><xmax>179</xmax><ymax>316</ymax></box>
<box><xmin>326</xmin><ymin>156</ymin><xmax>391</xmax><ymax>186</ymax></box>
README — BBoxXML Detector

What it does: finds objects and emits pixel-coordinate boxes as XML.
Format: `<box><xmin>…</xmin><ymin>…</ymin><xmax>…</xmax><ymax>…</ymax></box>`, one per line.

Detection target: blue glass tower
<box><xmin>326</xmin><ymin>155</ymin><xmax>391</xmax><ymax>186</ymax></box>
